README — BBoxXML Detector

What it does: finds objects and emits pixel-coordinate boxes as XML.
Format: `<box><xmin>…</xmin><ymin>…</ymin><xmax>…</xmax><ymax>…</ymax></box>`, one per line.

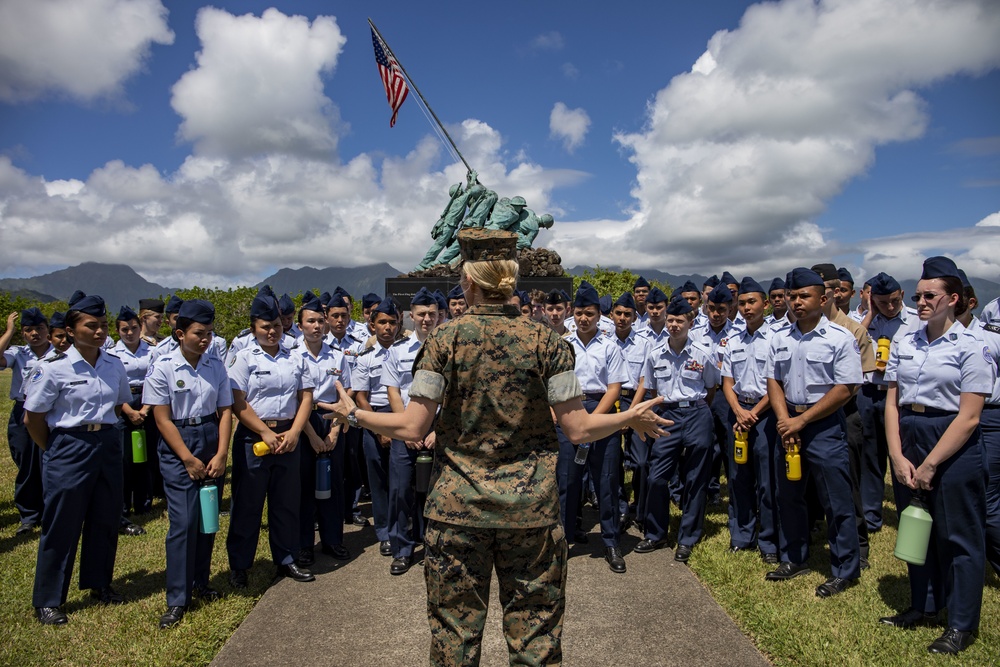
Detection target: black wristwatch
<box><xmin>346</xmin><ymin>407</ymin><xmax>360</xmax><ymax>429</ymax></box>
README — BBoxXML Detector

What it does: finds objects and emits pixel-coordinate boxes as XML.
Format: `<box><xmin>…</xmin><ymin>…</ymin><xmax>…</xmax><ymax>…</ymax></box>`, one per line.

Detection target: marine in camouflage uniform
<box><xmin>408</xmin><ymin>233</ymin><xmax>580</xmax><ymax>666</ymax></box>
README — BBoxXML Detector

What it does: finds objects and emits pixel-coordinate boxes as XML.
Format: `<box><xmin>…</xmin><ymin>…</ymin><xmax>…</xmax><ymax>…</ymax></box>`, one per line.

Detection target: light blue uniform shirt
<box><xmin>634</xmin><ymin>311</ymin><xmax>649</xmax><ymax>333</ymax></box>
<box><xmin>963</xmin><ymin>321</ymin><xmax>1000</xmax><ymax>405</ymax></box>
<box><xmin>765</xmin><ymin>316</ymin><xmax>863</xmax><ymax>405</ymax></box>
<box><xmin>721</xmin><ymin>325</ymin><xmax>772</xmax><ymax>402</ymax></box>
<box><xmin>227</xmin><ymin>331</ymin><xmax>295</xmax><ymax>360</ymax></box>
<box><xmin>351</xmin><ymin>343</ymin><xmax>392</xmax><ymax>408</ymax></box>
<box><xmin>381</xmin><ymin>334</ymin><xmax>423</xmax><ymax>407</ymax></box>
<box><xmin>979</xmin><ymin>297</ymin><xmax>1000</xmax><ymax>326</ymax></box>
<box><xmin>695</xmin><ymin>320</ymin><xmax>739</xmax><ymax>369</ymax></box>
<box><xmin>884</xmin><ymin>321</ymin><xmax>995</xmax><ymax>412</ymax></box>
<box><xmin>639</xmin><ymin>324</ymin><xmax>670</xmax><ymax>352</ymax></box>
<box><xmin>613</xmin><ymin>330</ymin><xmax>651</xmax><ymax>391</ymax></box>
<box><xmin>227</xmin><ymin>341</ymin><xmax>313</xmax><ymax>420</ymax></box>
<box><xmin>642</xmin><ymin>337</ymin><xmax>720</xmax><ymax>402</ymax></box>
<box><xmin>295</xmin><ymin>342</ymin><xmax>351</xmax><ymax>404</ymax></box>
<box><xmin>564</xmin><ymin>332</ymin><xmax>629</xmax><ymax>394</ymax></box>
<box><xmin>24</xmin><ymin>347</ymin><xmax>131</xmax><ymax>429</ymax></box>
<box><xmin>152</xmin><ymin>333</ymin><xmax>226</xmax><ymax>363</ymax></box>
<box><xmin>348</xmin><ymin>319</ymin><xmax>369</xmax><ymax>342</ymax></box>
<box><xmin>113</xmin><ymin>339</ymin><xmax>153</xmax><ymax>388</ymax></box>
<box><xmin>3</xmin><ymin>343</ymin><xmax>55</xmax><ymax>400</ymax></box>
<box><xmin>867</xmin><ymin>308</ymin><xmax>920</xmax><ymax>386</ymax></box>
<box><xmin>142</xmin><ymin>351</ymin><xmax>233</xmax><ymax>420</ymax></box>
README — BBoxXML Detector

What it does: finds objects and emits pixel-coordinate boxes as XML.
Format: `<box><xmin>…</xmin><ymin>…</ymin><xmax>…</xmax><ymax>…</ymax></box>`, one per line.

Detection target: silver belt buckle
<box><xmin>190</xmin><ymin>416</ymin><xmax>203</xmax><ymax>425</ymax></box>
<box><xmin>794</xmin><ymin>405</ymin><xmax>809</xmax><ymax>413</ymax></box>
<box><xmin>679</xmin><ymin>400</ymin><xmax>691</xmax><ymax>408</ymax></box>
<box><xmin>264</xmin><ymin>420</ymin><xmax>278</xmax><ymax>428</ymax></box>
<box><xmin>877</xmin><ymin>385</ymin><xmax>888</xmax><ymax>391</ymax></box>
<box><xmin>85</xmin><ymin>423</ymin><xmax>102</xmax><ymax>432</ymax></box>
<box><xmin>910</xmin><ymin>404</ymin><xmax>925</xmax><ymax>413</ymax></box>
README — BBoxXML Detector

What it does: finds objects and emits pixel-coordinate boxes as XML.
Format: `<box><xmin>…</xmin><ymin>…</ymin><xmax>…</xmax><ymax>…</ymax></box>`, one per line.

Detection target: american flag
<box><xmin>371</xmin><ymin>27</ymin><xmax>408</xmax><ymax>127</ymax></box>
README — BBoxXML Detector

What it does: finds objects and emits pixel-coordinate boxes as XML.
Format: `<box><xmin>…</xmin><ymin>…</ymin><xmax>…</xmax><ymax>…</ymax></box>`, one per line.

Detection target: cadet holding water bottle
<box><xmin>143</xmin><ymin>299</ymin><xmax>232</xmax><ymax>629</ymax></box>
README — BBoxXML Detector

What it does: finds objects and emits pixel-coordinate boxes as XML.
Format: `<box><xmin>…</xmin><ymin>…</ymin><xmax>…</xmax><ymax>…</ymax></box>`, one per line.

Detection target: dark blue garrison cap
<box><xmin>411</xmin><ymin>287</ymin><xmax>437</xmax><ymax>307</ymax></box>
<box><xmin>633</xmin><ymin>276</ymin><xmax>650</xmax><ymax>289</ymax></box>
<box><xmin>362</xmin><ymin>293</ymin><xmax>381</xmax><ymax>309</ymax></box>
<box><xmin>869</xmin><ymin>272</ymin><xmax>901</xmax><ymax>295</ymax></box>
<box><xmin>49</xmin><ymin>312</ymin><xmax>66</xmax><ymax>329</ymax></box>
<box><xmin>738</xmin><ymin>277</ymin><xmax>765</xmax><ymax>295</ymax></box>
<box><xmin>250</xmin><ymin>295</ymin><xmax>280</xmax><ymax>321</ymax></box>
<box><xmin>278</xmin><ymin>294</ymin><xmax>295</xmax><ymax>316</ymax></box>
<box><xmin>707</xmin><ymin>283</ymin><xmax>733</xmax><ymax>304</ymax></box>
<box><xmin>599</xmin><ymin>294</ymin><xmax>613</xmax><ymax>315</ymax></box>
<box><xmin>768</xmin><ymin>277</ymin><xmax>785</xmax><ymax>293</ymax></box>
<box><xmin>703</xmin><ymin>275</ymin><xmax>720</xmax><ymax>289</ymax></box>
<box><xmin>20</xmin><ymin>308</ymin><xmax>47</xmax><ymax>327</ymax></box>
<box><xmin>433</xmin><ymin>290</ymin><xmax>448</xmax><ymax>311</ymax></box>
<box><xmin>958</xmin><ymin>269</ymin><xmax>972</xmax><ymax>290</ymax></box>
<box><xmin>786</xmin><ymin>267</ymin><xmax>825</xmax><ymax>290</ymax></box>
<box><xmin>116</xmin><ymin>305</ymin><xmax>138</xmax><ymax>322</ymax></box>
<box><xmin>646</xmin><ymin>287</ymin><xmax>668</xmax><ymax>304</ymax></box>
<box><xmin>519</xmin><ymin>290</ymin><xmax>531</xmax><ymax>307</ymax></box>
<box><xmin>921</xmin><ymin>256</ymin><xmax>960</xmax><ymax>280</ymax></box>
<box><xmin>299</xmin><ymin>294</ymin><xmax>324</xmax><ymax>313</ymax></box>
<box><xmin>319</xmin><ymin>291</ymin><xmax>332</xmax><ymax>308</ymax></box>
<box><xmin>545</xmin><ymin>289</ymin><xmax>564</xmax><ymax>305</ymax></box>
<box><xmin>574</xmin><ymin>281</ymin><xmax>601</xmax><ymax>309</ymax></box>
<box><xmin>447</xmin><ymin>285</ymin><xmax>465</xmax><ymax>301</ymax></box>
<box><xmin>559</xmin><ymin>289</ymin><xmax>572</xmax><ymax>303</ymax></box>
<box><xmin>837</xmin><ymin>267</ymin><xmax>854</xmax><ymax>285</ymax></box>
<box><xmin>68</xmin><ymin>291</ymin><xmax>106</xmax><ymax>317</ymax></box>
<box><xmin>257</xmin><ymin>285</ymin><xmax>276</xmax><ymax>299</ymax></box>
<box><xmin>666</xmin><ymin>296</ymin><xmax>693</xmax><ymax>316</ymax></box>
<box><xmin>373</xmin><ymin>298</ymin><xmax>399</xmax><ymax>317</ymax></box>
<box><xmin>721</xmin><ymin>271</ymin><xmax>738</xmax><ymax>286</ymax></box>
<box><xmin>165</xmin><ymin>295</ymin><xmax>184</xmax><ymax>314</ymax></box>
<box><xmin>614</xmin><ymin>292</ymin><xmax>636</xmax><ymax>310</ymax></box>
<box><xmin>178</xmin><ymin>299</ymin><xmax>215</xmax><ymax>324</ymax></box>
<box><xmin>334</xmin><ymin>286</ymin><xmax>352</xmax><ymax>302</ymax></box>
<box><xmin>679</xmin><ymin>281</ymin><xmax>699</xmax><ymax>294</ymax></box>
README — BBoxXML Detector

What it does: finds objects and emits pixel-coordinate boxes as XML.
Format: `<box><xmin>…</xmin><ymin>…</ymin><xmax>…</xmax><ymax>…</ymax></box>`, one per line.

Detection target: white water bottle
<box><xmin>574</xmin><ymin>442</ymin><xmax>591</xmax><ymax>465</ymax></box>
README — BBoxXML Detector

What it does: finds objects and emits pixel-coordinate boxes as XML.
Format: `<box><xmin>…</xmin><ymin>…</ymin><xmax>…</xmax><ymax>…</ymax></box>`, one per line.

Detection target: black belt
<box><xmin>901</xmin><ymin>404</ymin><xmax>956</xmax><ymax>417</ymax></box>
<box><xmin>261</xmin><ymin>419</ymin><xmax>294</xmax><ymax>430</ymax></box>
<box><xmin>786</xmin><ymin>401</ymin><xmax>815</xmax><ymax>414</ymax></box>
<box><xmin>738</xmin><ymin>395</ymin><xmax>763</xmax><ymax>406</ymax></box>
<box><xmin>129</xmin><ymin>385</ymin><xmax>144</xmax><ymax>395</ymax></box>
<box><xmin>53</xmin><ymin>423</ymin><xmax>112</xmax><ymax>433</ymax></box>
<box><xmin>984</xmin><ymin>404</ymin><xmax>1000</xmax><ymax>411</ymax></box>
<box><xmin>173</xmin><ymin>414</ymin><xmax>219</xmax><ymax>427</ymax></box>
<box><xmin>620</xmin><ymin>389</ymin><xmax>636</xmax><ymax>399</ymax></box>
<box><xmin>659</xmin><ymin>400</ymin><xmax>700</xmax><ymax>410</ymax></box>
<box><xmin>583</xmin><ymin>392</ymin><xmax>606</xmax><ymax>402</ymax></box>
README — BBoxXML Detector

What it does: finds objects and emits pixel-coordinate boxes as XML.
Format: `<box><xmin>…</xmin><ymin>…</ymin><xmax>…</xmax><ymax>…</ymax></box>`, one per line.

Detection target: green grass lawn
<box><xmin>0</xmin><ymin>367</ymin><xmax>997</xmax><ymax>665</ymax></box>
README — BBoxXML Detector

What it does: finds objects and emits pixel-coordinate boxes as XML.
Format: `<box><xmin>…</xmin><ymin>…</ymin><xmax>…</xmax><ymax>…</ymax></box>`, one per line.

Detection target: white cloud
<box><xmin>529</xmin><ymin>31</ymin><xmax>564</xmax><ymax>52</ymax></box>
<box><xmin>549</xmin><ymin>103</ymin><xmax>591</xmax><ymax>154</ymax></box>
<box><xmin>170</xmin><ymin>7</ymin><xmax>346</xmax><ymax>159</ymax></box>
<box><xmin>0</xmin><ymin>0</ymin><xmax>173</xmax><ymax>103</ymax></box>
<box><xmin>858</xmin><ymin>218</ymin><xmax>1000</xmax><ymax>281</ymax></box>
<box><xmin>976</xmin><ymin>211</ymin><xmax>1000</xmax><ymax>227</ymax></box>
<box><xmin>562</xmin><ymin>63</ymin><xmax>580</xmax><ymax>80</ymax></box>
<box><xmin>551</xmin><ymin>0</ymin><xmax>1000</xmax><ymax>278</ymax></box>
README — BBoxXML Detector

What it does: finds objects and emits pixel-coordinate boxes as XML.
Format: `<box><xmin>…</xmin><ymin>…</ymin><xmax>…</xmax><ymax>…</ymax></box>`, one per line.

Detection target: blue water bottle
<box><xmin>199</xmin><ymin>480</ymin><xmax>220</xmax><ymax>534</ymax></box>
<box><xmin>315</xmin><ymin>454</ymin><xmax>332</xmax><ymax>500</ymax></box>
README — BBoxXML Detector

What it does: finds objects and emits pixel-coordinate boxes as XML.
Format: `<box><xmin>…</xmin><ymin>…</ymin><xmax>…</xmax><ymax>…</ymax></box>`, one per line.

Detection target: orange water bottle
<box><xmin>734</xmin><ymin>430</ymin><xmax>748</xmax><ymax>465</ymax></box>
<box><xmin>876</xmin><ymin>337</ymin><xmax>890</xmax><ymax>371</ymax></box>
<box><xmin>785</xmin><ymin>444</ymin><xmax>802</xmax><ymax>481</ymax></box>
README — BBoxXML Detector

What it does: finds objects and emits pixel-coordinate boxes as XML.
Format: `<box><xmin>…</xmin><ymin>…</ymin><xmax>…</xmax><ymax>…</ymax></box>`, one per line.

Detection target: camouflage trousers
<box><xmin>424</xmin><ymin>519</ymin><xmax>568</xmax><ymax>667</ymax></box>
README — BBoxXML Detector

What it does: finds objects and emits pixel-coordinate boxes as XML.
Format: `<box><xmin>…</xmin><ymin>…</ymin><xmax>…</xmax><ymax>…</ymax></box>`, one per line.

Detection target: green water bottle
<box><xmin>131</xmin><ymin>430</ymin><xmax>147</xmax><ymax>464</ymax></box>
<box><xmin>894</xmin><ymin>492</ymin><xmax>933</xmax><ymax>566</ymax></box>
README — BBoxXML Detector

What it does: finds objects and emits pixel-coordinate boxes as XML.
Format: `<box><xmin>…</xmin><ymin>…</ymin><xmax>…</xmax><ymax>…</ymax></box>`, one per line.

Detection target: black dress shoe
<box><xmin>761</xmin><ymin>552</ymin><xmax>779</xmax><ymax>565</ymax></box>
<box><xmin>16</xmin><ymin>522</ymin><xmax>36</xmax><ymax>536</ymax></box>
<box><xmin>297</xmin><ymin>548</ymin><xmax>315</xmax><ymax>567</ymax></box>
<box><xmin>277</xmin><ymin>563</ymin><xmax>315</xmax><ymax>582</ymax></box>
<box><xmin>119</xmin><ymin>519</ymin><xmax>146</xmax><ymax>536</ymax></box>
<box><xmin>390</xmin><ymin>556</ymin><xmax>412</xmax><ymax>575</ymax></box>
<box><xmin>572</xmin><ymin>531</ymin><xmax>589</xmax><ymax>544</ymax></box>
<box><xmin>605</xmin><ymin>546</ymin><xmax>626</xmax><ymax>573</ymax></box>
<box><xmin>229</xmin><ymin>569</ymin><xmax>248</xmax><ymax>589</ymax></box>
<box><xmin>816</xmin><ymin>577</ymin><xmax>854</xmax><ymax>598</ymax></box>
<box><xmin>927</xmin><ymin>628</ymin><xmax>974</xmax><ymax>654</ymax></box>
<box><xmin>321</xmin><ymin>544</ymin><xmax>350</xmax><ymax>560</ymax></box>
<box><xmin>674</xmin><ymin>544</ymin><xmax>693</xmax><ymax>563</ymax></box>
<box><xmin>728</xmin><ymin>545</ymin><xmax>753</xmax><ymax>554</ymax></box>
<box><xmin>765</xmin><ymin>562</ymin><xmax>811</xmax><ymax>581</ymax></box>
<box><xmin>619</xmin><ymin>514</ymin><xmax>633</xmax><ymax>533</ymax></box>
<box><xmin>634</xmin><ymin>538</ymin><xmax>667</xmax><ymax>553</ymax></box>
<box><xmin>90</xmin><ymin>586</ymin><xmax>126</xmax><ymax>605</ymax></box>
<box><xmin>158</xmin><ymin>606</ymin><xmax>186</xmax><ymax>629</ymax></box>
<box><xmin>351</xmin><ymin>513</ymin><xmax>369</xmax><ymax>527</ymax></box>
<box><xmin>860</xmin><ymin>556</ymin><xmax>870</xmax><ymax>571</ymax></box>
<box><xmin>379</xmin><ymin>540</ymin><xmax>392</xmax><ymax>556</ymax></box>
<box><xmin>192</xmin><ymin>585</ymin><xmax>222</xmax><ymax>602</ymax></box>
<box><xmin>879</xmin><ymin>608</ymin><xmax>936</xmax><ymax>628</ymax></box>
<box><xmin>35</xmin><ymin>606</ymin><xmax>68</xmax><ymax>625</ymax></box>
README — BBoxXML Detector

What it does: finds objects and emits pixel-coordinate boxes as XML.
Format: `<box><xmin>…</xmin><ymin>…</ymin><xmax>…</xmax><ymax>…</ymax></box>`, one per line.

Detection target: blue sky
<box><xmin>0</xmin><ymin>0</ymin><xmax>997</xmax><ymax>287</ymax></box>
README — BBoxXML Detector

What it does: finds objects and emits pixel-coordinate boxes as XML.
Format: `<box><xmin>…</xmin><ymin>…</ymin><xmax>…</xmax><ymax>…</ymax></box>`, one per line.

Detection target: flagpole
<box><xmin>368</xmin><ymin>18</ymin><xmax>474</xmax><ymax>176</ymax></box>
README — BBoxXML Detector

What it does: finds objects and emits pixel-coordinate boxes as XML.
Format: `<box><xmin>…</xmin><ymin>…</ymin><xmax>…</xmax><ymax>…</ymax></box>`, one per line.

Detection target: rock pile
<box><xmin>403</xmin><ymin>247</ymin><xmax>565</xmax><ymax>279</ymax></box>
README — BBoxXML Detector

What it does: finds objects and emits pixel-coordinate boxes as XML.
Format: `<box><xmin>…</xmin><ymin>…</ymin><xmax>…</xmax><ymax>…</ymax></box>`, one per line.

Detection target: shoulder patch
<box><xmin>30</xmin><ymin>367</ymin><xmax>44</xmax><ymax>382</ymax></box>
<box><xmin>984</xmin><ymin>324</ymin><xmax>1000</xmax><ymax>335</ymax></box>
<box><xmin>985</xmin><ymin>346</ymin><xmax>993</xmax><ymax>364</ymax></box>
<box><xmin>228</xmin><ymin>355</ymin><xmax>238</xmax><ymax>367</ymax></box>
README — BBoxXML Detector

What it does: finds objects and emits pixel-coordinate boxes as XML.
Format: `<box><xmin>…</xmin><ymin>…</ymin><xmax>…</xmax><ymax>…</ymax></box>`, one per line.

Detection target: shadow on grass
<box><xmin>876</xmin><ymin>572</ymin><xmax>912</xmax><ymax>613</ymax></box>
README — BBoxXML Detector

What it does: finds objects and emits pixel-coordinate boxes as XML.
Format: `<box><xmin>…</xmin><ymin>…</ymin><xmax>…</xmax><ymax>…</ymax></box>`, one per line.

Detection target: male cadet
<box><xmin>153</xmin><ymin>296</ymin><xmax>228</xmax><ymax>362</ymax></box>
<box><xmin>332</xmin><ymin>287</ymin><xmax>370</xmax><ymax>342</ymax></box>
<box><xmin>721</xmin><ymin>279</ymin><xmax>779</xmax><ymax>562</ymax></box>
<box><xmin>351</xmin><ymin>299</ymin><xmax>402</xmax><ymax>556</ymax></box>
<box><xmin>764</xmin><ymin>278</ymin><xmax>788</xmax><ymax>328</ymax></box>
<box><xmin>834</xmin><ymin>268</ymin><xmax>856</xmax><ymax>316</ymax></box>
<box><xmin>381</xmin><ymin>288</ymin><xmax>438</xmax><ymax>575</ymax></box>
<box><xmin>764</xmin><ymin>267</ymin><xmax>862</xmax><ymax>597</ymax></box>
<box><xmin>544</xmin><ymin>289</ymin><xmax>569</xmax><ymax>335</ymax></box>
<box><xmin>637</xmin><ymin>295</ymin><xmax>720</xmax><ymax>562</ymax></box>
<box><xmin>529</xmin><ymin>289</ymin><xmax>548</xmax><ymax>323</ymax></box>
<box><xmin>720</xmin><ymin>271</ymin><xmax>745</xmax><ymax>328</ymax></box>
<box><xmin>278</xmin><ymin>294</ymin><xmax>300</xmax><ymax>339</ymax></box>
<box><xmin>361</xmin><ymin>293</ymin><xmax>382</xmax><ymax>335</ymax></box>
<box><xmin>633</xmin><ymin>276</ymin><xmax>651</xmax><ymax>332</ymax></box>
<box><xmin>813</xmin><ymin>262</ymin><xmax>876</xmax><ymax>567</ymax></box>
<box><xmin>610</xmin><ymin>293</ymin><xmax>650</xmax><ymax>530</ymax></box>
<box><xmin>447</xmin><ymin>285</ymin><xmax>467</xmax><ymax>318</ymax></box>
<box><xmin>677</xmin><ymin>281</ymin><xmax>707</xmax><ymax>331</ymax></box>
<box><xmin>850</xmin><ymin>278</ymin><xmax>871</xmax><ymax>323</ymax></box>
<box><xmin>701</xmin><ymin>276</ymin><xmax>720</xmax><ymax>319</ymax></box>
<box><xmin>638</xmin><ymin>287</ymin><xmax>670</xmax><ymax>350</ymax></box>
<box><xmin>855</xmin><ymin>272</ymin><xmax>918</xmax><ymax>532</ymax></box>
<box><xmin>0</xmin><ymin>309</ymin><xmax>55</xmax><ymax>534</ymax></box>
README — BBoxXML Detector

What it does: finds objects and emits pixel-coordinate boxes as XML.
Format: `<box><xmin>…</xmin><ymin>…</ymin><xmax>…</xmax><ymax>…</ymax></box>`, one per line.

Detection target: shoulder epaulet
<box><xmin>237</xmin><ymin>328</ymin><xmax>252</xmax><ymax>338</ymax></box>
<box><xmin>45</xmin><ymin>352</ymin><xmax>67</xmax><ymax>363</ymax></box>
<box><xmin>357</xmin><ymin>346</ymin><xmax>376</xmax><ymax>357</ymax></box>
<box><xmin>104</xmin><ymin>351</ymin><xmax>120</xmax><ymax>359</ymax></box>
<box><xmin>391</xmin><ymin>338</ymin><xmax>409</xmax><ymax>347</ymax></box>
<box><xmin>983</xmin><ymin>324</ymin><xmax>1000</xmax><ymax>335</ymax></box>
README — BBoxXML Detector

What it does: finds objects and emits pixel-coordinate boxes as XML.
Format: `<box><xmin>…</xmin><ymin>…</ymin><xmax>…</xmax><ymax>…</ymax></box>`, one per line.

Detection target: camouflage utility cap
<box><xmin>458</xmin><ymin>228</ymin><xmax>518</xmax><ymax>262</ymax></box>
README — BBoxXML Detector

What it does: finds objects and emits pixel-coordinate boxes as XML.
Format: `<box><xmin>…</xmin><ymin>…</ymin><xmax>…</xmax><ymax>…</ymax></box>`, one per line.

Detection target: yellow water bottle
<box><xmin>253</xmin><ymin>441</ymin><xmax>271</xmax><ymax>457</ymax></box>
<box><xmin>876</xmin><ymin>337</ymin><xmax>890</xmax><ymax>371</ymax></box>
<box><xmin>734</xmin><ymin>430</ymin><xmax>748</xmax><ymax>465</ymax></box>
<box><xmin>785</xmin><ymin>444</ymin><xmax>802</xmax><ymax>481</ymax></box>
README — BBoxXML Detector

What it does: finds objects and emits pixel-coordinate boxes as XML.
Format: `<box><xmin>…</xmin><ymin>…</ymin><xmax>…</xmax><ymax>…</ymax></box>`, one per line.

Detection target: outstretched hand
<box><xmin>627</xmin><ymin>396</ymin><xmax>672</xmax><ymax>441</ymax></box>
<box><xmin>321</xmin><ymin>381</ymin><xmax>357</xmax><ymax>424</ymax></box>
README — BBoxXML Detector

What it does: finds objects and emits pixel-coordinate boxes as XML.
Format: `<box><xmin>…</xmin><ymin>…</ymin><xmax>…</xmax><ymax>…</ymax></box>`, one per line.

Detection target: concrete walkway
<box><xmin>211</xmin><ymin>515</ymin><xmax>770</xmax><ymax>667</ymax></box>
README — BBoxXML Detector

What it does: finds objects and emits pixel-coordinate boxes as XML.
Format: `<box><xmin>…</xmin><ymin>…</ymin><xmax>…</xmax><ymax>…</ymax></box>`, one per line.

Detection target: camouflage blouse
<box><xmin>410</xmin><ymin>303</ymin><xmax>580</xmax><ymax>528</ymax></box>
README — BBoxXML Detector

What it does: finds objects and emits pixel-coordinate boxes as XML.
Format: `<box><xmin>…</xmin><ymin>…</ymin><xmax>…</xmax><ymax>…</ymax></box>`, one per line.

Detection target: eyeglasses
<box><xmin>910</xmin><ymin>292</ymin><xmax>943</xmax><ymax>304</ymax></box>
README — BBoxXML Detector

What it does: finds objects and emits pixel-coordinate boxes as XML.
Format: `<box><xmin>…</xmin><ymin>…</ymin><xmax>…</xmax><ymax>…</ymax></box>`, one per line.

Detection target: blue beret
<box><xmin>250</xmin><ymin>295</ymin><xmax>280</xmax><ymax>321</ymax></box>
<box><xmin>447</xmin><ymin>285</ymin><xmax>465</xmax><ymax>301</ymax></box>
<box><xmin>299</xmin><ymin>294</ymin><xmax>325</xmax><ymax>314</ymax></box>
<box><xmin>721</xmin><ymin>271</ymin><xmax>738</xmax><ymax>286</ymax></box>
<box><xmin>545</xmin><ymin>289</ymin><xmax>564</xmax><ymax>305</ymax></box>
<box><xmin>68</xmin><ymin>291</ymin><xmax>106</xmax><ymax>317</ymax></box>
<box><xmin>278</xmin><ymin>293</ymin><xmax>295</xmax><ymax>316</ymax></box>
<box><xmin>738</xmin><ymin>277</ymin><xmax>765</xmax><ymax>295</ymax></box>
<box><xmin>614</xmin><ymin>292</ymin><xmax>636</xmax><ymax>310</ymax></box>
<box><xmin>787</xmin><ymin>267</ymin><xmax>825</xmax><ymax>290</ymax></box>
<box><xmin>116</xmin><ymin>305</ymin><xmax>138</xmax><ymax>322</ymax></box>
<box><xmin>433</xmin><ymin>289</ymin><xmax>448</xmax><ymax>311</ymax></box>
<box><xmin>410</xmin><ymin>287</ymin><xmax>437</xmax><ymax>307</ymax></box>
<box><xmin>921</xmin><ymin>256</ymin><xmax>960</xmax><ymax>280</ymax></box>
<box><xmin>869</xmin><ymin>272</ymin><xmax>901</xmax><ymax>295</ymax></box>
<box><xmin>165</xmin><ymin>295</ymin><xmax>184</xmax><ymax>314</ymax></box>
<box><xmin>634</xmin><ymin>276</ymin><xmax>650</xmax><ymax>289</ymax></box>
<box><xmin>703</xmin><ymin>275</ymin><xmax>720</xmax><ymax>289</ymax></box>
<box><xmin>319</xmin><ymin>291</ymin><xmax>332</xmax><ymax>308</ymax></box>
<box><xmin>49</xmin><ymin>312</ymin><xmax>65</xmax><ymax>329</ymax></box>
<box><xmin>599</xmin><ymin>294</ymin><xmax>613</xmax><ymax>315</ymax></box>
<box><xmin>362</xmin><ymin>293</ymin><xmax>381</xmax><ymax>309</ymax></box>
<box><xmin>666</xmin><ymin>296</ymin><xmax>693</xmax><ymax>316</ymax></box>
<box><xmin>646</xmin><ymin>286</ymin><xmax>668</xmax><ymax>304</ymax></box>
<box><xmin>957</xmin><ymin>269</ymin><xmax>972</xmax><ymax>290</ymax></box>
<box><xmin>837</xmin><ymin>267</ymin><xmax>854</xmax><ymax>285</ymax></box>
<box><xmin>679</xmin><ymin>281</ymin><xmax>699</xmax><ymax>294</ymax></box>
<box><xmin>20</xmin><ymin>307</ymin><xmax>47</xmax><ymax>327</ymax></box>
<box><xmin>768</xmin><ymin>277</ymin><xmax>785</xmax><ymax>293</ymax></box>
<box><xmin>574</xmin><ymin>281</ymin><xmax>601</xmax><ymax>309</ymax></box>
<box><xmin>177</xmin><ymin>299</ymin><xmax>215</xmax><ymax>324</ymax></box>
<box><xmin>707</xmin><ymin>283</ymin><xmax>733</xmax><ymax>304</ymax></box>
<box><xmin>374</xmin><ymin>298</ymin><xmax>399</xmax><ymax>317</ymax></box>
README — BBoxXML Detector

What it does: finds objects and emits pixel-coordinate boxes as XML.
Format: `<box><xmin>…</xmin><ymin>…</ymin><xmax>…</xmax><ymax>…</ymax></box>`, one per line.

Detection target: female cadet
<box><xmin>294</xmin><ymin>295</ymin><xmax>351</xmax><ymax>566</ymax></box>
<box><xmin>138</xmin><ymin>298</ymin><xmax>165</xmax><ymax>345</ymax></box>
<box><xmin>879</xmin><ymin>256</ymin><xmax>994</xmax><ymax>655</ymax></box>
<box><xmin>143</xmin><ymin>299</ymin><xmax>232</xmax><ymax>629</ymax></box>
<box><xmin>325</xmin><ymin>229</ymin><xmax>668</xmax><ymax>665</ymax></box>
<box><xmin>23</xmin><ymin>292</ymin><xmax>132</xmax><ymax>625</ymax></box>
<box><xmin>226</xmin><ymin>293</ymin><xmax>315</xmax><ymax>587</ymax></box>
<box><xmin>47</xmin><ymin>312</ymin><xmax>72</xmax><ymax>353</ymax></box>
<box><xmin>114</xmin><ymin>305</ymin><xmax>154</xmax><ymax>527</ymax></box>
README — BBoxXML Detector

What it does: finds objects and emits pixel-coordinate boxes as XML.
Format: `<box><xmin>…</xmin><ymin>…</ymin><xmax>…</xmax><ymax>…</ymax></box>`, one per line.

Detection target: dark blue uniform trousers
<box><xmin>33</xmin><ymin>428</ymin><xmax>122</xmax><ymax>607</ymax></box>
<box><xmin>342</xmin><ymin>425</ymin><xmax>365</xmax><ymax>517</ymax></box>
<box><xmin>644</xmin><ymin>402</ymin><xmax>713</xmax><ymax>547</ymax></box>
<box><xmin>119</xmin><ymin>394</ymin><xmax>152</xmax><ymax>514</ymax></box>
<box><xmin>619</xmin><ymin>393</ymin><xmax>650</xmax><ymax>520</ymax></box>
<box><xmin>388</xmin><ymin>440</ymin><xmax>426</xmax><ymax>558</ymax></box>
<box><xmin>160</xmin><ymin>420</ymin><xmax>221</xmax><ymax>607</ymax></box>
<box><xmin>982</xmin><ymin>406</ymin><xmax>1000</xmax><ymax>577</ymax></box>
<box><xmin>299</xmin><ymin>411</ymin><xmax>345</xmax><ymax>551</ymax></box>
<box><xmin>727</xmin><ymin>404</ymin><xmax>778</xmax><ymax>554</ymax></box>
<box><xmin>8</xmin><ymin>401</ymin><xmax>44</xmax><ymax>526</ymax></box>
<box><xmin>895</xmin><ymin>409</ymin><xmax>987</xmax><ymax>631</ymax></box>
<box><xmin>774</xmin><ymin>408</ymin><xmax>860</xmax><ymax>579</ymax></box>
<box><xmin>708</xmin><ymin>391</ymin><xmax>729</xmax><ymax>499</ymax></box>
<box><xmin>362</xmin><ymin>407</ymin><xmax>392</xmax><ymax>542</ymax></box>
<box><xmin>556</xmin><ymin>395</ymin><xmax>620</xmax><ymax>547</ymax></box>
<box><xmin>857</xmin><ymin>384</ymin><xmax>890</xmax><ymax>530</ymax></box>
<box><xmin>227</xmin><ymin>424</ymin><xmax>301</xmax><ymax>569</ymax></box>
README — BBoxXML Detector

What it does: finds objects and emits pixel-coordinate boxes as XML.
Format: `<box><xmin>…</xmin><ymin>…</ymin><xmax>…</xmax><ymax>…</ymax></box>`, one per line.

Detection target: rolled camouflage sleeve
<box><xmin>545</xmin><ymin>333</ymin><xmax>582</xmax><ymax>406</ymax></box>
<box><xmin>410</xmin><ymin>333</ymin><xmax>446</xmax><ymax>404</ymax></box>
